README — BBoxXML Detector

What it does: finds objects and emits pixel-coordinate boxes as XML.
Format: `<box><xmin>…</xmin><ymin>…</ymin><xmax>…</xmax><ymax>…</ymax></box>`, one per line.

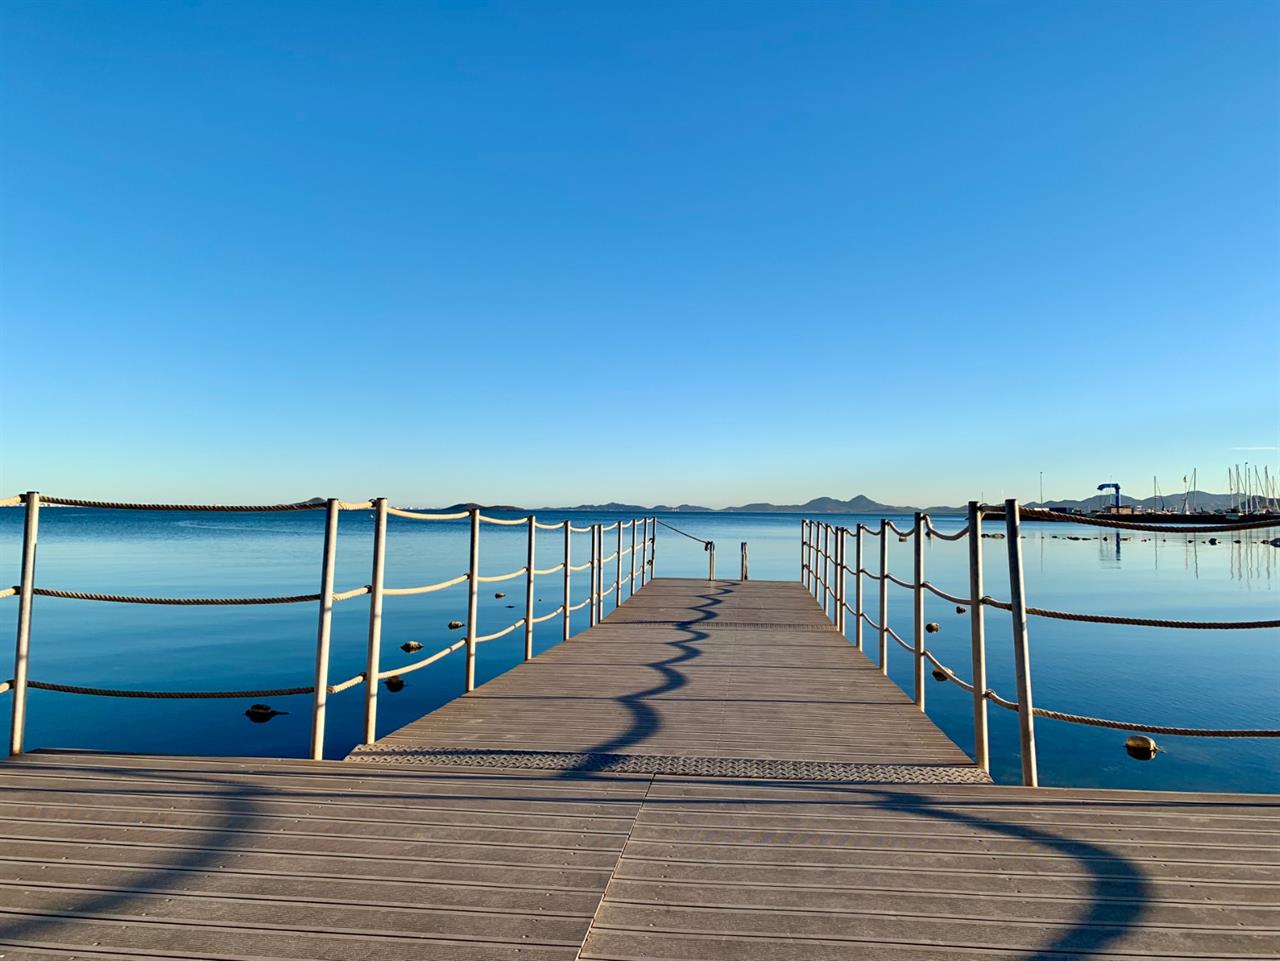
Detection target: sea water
<box><xmin>0</xmin><ymin>508</ymin><xmax>1274</xmax><ymax>793</ymax></box>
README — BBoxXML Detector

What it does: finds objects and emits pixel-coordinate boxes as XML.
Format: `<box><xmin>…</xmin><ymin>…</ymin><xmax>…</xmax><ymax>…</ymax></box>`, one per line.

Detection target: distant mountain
<box><xmin>413</xmin><ymin>491</ymin><xmax>1240</xmax><ymax>515</ymax></box>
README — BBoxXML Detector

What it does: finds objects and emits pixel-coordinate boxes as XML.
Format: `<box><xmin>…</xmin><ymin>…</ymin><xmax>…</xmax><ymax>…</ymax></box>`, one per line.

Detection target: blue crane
<box><xmin>1097</xmin><ymin>482</ymin><xmax>1121</xmax><ymax>509</ymax></box>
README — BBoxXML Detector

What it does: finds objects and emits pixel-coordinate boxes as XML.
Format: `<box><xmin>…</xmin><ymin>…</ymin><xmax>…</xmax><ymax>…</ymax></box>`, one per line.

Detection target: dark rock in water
<box><xmin>245</xmin><ymin>704</ymin><xmax>286</xmax><ymax>723</ymax></box>
<box><xmin>495</xmin><ymin>591</ymin><xmax>506</xmax><ymax>599</ymax></box>
<box><xmin>448</xmin><ymin>620</ymin><xmax>464</xmax><ymax>630</ymax></box>
<box><xmin>401</xmin><ymin>641</ymin><xmax>423</xmax><ymax>653</ymax></box>
<box><xmin>384</xmin><ymin>676</ymin><xmax>405</xmax><ymax>693</ymax></box>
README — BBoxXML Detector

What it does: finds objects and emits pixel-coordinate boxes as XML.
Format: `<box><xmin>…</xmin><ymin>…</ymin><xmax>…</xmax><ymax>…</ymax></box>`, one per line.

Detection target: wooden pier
<box><xmin>0</xmin><ymin>578</ymin><xmax>1275</xmax><ymax>960</ymax></box>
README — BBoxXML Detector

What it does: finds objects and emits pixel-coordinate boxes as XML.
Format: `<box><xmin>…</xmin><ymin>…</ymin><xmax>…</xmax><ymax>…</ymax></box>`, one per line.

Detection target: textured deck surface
<box><xmin>352</xmin><ymin>578</ymin><xmax>984</xmax><ymax>781</ymax></box>
<box><xmin>1</xmin><ymin>577</ymin><xmax>1275</xmax><ymax>960</ymax></box>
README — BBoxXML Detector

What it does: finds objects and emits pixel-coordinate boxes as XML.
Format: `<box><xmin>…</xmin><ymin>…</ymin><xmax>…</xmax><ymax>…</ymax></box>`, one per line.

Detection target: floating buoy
<box><xmin>245</xmin><ymin>704</ymin><xmax>286</xmax><ymax>723</ymax></box>
<box><xmin>401</xmin><ymin>641</ymin><xmax>423</xmax><ymax>653</ymax></box>
<box><xmin>955</xmin><ymin>606</ymin><xmax>966</xmax><ymax>615</ymax></box>
<box><xmin>505</xmin><ymin>604</ymin><xmax>516</xmax><ymax>608</ymax></box>
<box><xmin>931</xmin><ymin>667</ymin><xmax>948</xmax><ymax>682</ymax></box>
<box><xmin>494</xmin><ymin>591</ymin><xmax>506</xmax><ymax>599</ymax></box>
<box><xmin>384</xmin><ymin>676</ymin><xmax>405</xmax><ymax>693</ymax></box>
<box><xmin>1124</xmin><ymin>735</ymin><xmax>1160</xmax><ymax>761</ymax></box>
<box><xmin>448</xmin><ymin>620</ymin><xmax>464</xmax><ymax>630</ymax></box>
<box><xmin>925</xmin><ymin>622</ymin><xmax>940</xmax><ymax>634</ymax></box>
<box><xmin>1208</xmin><ymin>538</ymin><xmax>1219</xmax><ymax>546</ymax></box>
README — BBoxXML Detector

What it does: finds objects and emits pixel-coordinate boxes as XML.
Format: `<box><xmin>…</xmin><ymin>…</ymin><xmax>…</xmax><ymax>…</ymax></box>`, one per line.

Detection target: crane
<box><xmin>1097</xmin><ymin>482</ymin><xmax>1121</xmax><ymax>509</ymax></box>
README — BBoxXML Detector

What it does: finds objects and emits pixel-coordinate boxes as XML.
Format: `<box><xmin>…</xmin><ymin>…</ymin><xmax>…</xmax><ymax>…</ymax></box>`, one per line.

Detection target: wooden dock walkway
<box><xmin>0</xmin><ymin>578</ymin><xmax>1275</xmax><ymax>960</ymax></box>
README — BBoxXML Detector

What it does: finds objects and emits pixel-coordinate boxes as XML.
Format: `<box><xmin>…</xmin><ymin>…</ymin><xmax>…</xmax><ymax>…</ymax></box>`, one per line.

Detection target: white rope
<box><xmin>381</xmin><ymin>639</ymin><xmax>466</xmax><ymax>678</ymax></box>
<box><xmin>885</xmin><ymin>573</ymin><xmax>917</xmax><ymax>590</ymax></box>
<box><xmin>567</xmin><ymin>523</ymin><xmax>593</xmax><ymax>533</ymax></box>
<box><xmin>533</xmin><ymin>563</ymin><xmax>565</xmax><ymax>575</ymax></box>
<box><xmin>568</xmin><ymin>561</ymin><xmax>592</xmax><ymax>572</ymax></box>
<box><xmin>477</xmin><ymin>514</ymin><xmax>529</xmax><ymax>526</ymax></box>
<box><xmin>335</xmin><ymin>500</ymin><xmax>374</xmax><ymax>511</ymax></box>
<box><xmin>475</xmin><ymin>618</ymin><xmax>525</xmax><ymax>643</ymax></box>
<box><xmin>530</xmin><ymin>607</ymin><xmax>565</xmax><ymax>624</ymax></box>
<box><xmin>475</xmin><ymin>567</ymin><xmax>527</xmax><ymax>584</ymax></box>
<box><xmin>386</xmin><ymin>507</ymin><xmax>469</xmax><ymax>521</ymax></box>
<box><xmin>534</xmin><ymin>520</ymin><xmax>567</xmax><ymax>530</ymax></box>
<box><xmin>568</xmin><ymin>598</ymin><xmax>591</xmax><ymax>612</ymax></box>
<box><xmin>923</xmin><ymin>517</ymin><xmax>970</xmax><ymax>541</ymax></box>
<box><xmin>922</xmin><ymin>581</ymin><xmax>973</xmax><ymax>606</ymax></box>
<box><xmin>332</xmin><ymin>586</ymin><xmax>371</xmax><ymax>602</ymax></box>
<box><xmin>0</xmin><ymin>587</ymin><xmax>17</xmax><ymax>600</ymax></box>
<box><xmin>383</xmin><ymin>573</ymin><xmax>469</xmax><ymax>596</ymax></box>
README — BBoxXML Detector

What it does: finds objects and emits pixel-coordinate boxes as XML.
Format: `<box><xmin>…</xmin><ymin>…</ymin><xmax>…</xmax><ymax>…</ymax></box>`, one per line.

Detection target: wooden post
<box><xmin>740</xmin><ymin>541</ymin><xmax>749</xmax><ymax>581</ymax></box>
<box><xmin>641</xmin><ymin>517</ymin><xmax>649</xmax><ymax>586</ymax></box>
<box><xmin>854</xmin><ymin>524</ymin><xmax>864</xmax><ymax>651</ymax></box>
<box><xmin>562</xmin><ymin>521</ymin><xmax>572</xmax><ymax>643</ymax></box>
<box><xmin>524</xmin><ymin>515</ymin><xmax>536</xmax><ymax>661</ymax></box>
<box><xmin>967</xmin><ymin>501</ymin><xmax>989</xmax><ymax>773</ymax></box>
<box><xmin>878</xmin><ymin>520</ymin><xmax>889</xmax><ymax>675</ymax></box>
<box><xmin>615</xmin><ymin>522</ymin><xmax>623</xmax><ymax>608</ymax></box>
<box><xmin>1005</xmin><ymin>499</ymin><xmax>1038</xmax><ymax>787</ymax></box>
<box><xmin>464</xmin><ymin>508</ymin><xmax>481</xmax><ymax>692</ymax></box>
<box><xmin>630</xmin><ymin>520</ymin><xmax>637</xmax><ymax>594</ymax></box>
<box><xmin>800</xmin><ymin>520</ymin><xmax>807</xmax><ymax>589</ymax></box>
<box><xmin>913</xmin><ymin>511</ymin><xmax>926</xmax><ymax>712</ymax></box>
<box><xmin>707</xmin><ymin>541</ymin><xmax>715</xmax><ymax>580</ymax></box>
<box><xmin>649</xmin><ymin>517</ymin><xmax>656</xmax><ymax>580</ymax></box>
<box><xmin>362</xmin><ymin>497</ymin><xmax>388</xmax><ymax>745</ymax></box>
<box><xmin>820</xmin><ymin>524</ymin><xmax>829</xmax><ymax>612</ymax></box>
<box><xmin>8</xmin><ymin>492</ymin><xmax>40</xmax><ymax>756</ymax></box>
<box><xmin>309</xmin><ymin>498</ymin><xmax>340</xmax><ymax>760</ymax></box>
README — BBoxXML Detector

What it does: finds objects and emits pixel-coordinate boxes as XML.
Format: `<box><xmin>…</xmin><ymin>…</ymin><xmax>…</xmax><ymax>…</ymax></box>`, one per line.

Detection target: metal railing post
<box><xmin>640</xmin><ymin>517</ymin><xmax>649</xmax><ymax>586</ymax></box>
<box><xmin>821</xmin><ymin>524</ymin><xmax>830</xmax><ymax>612</ymax></box>
<box><xmin>615</xmin><ymin>522</ymin><xmax>623</xmax><ymax>608</ymax></box>
<box><xmin>836</xmin><ymin>528</ymin><xmax>845</xmax><ymax>634</ymax></box>
<box><xmin>465</xmin><ymin>508</ymin><xmax>480</xmax><ymax>692</ymax></box>
<box><xmin>854</xmin><ymin>524</ymin><xmax>864</xmax><ymax>650</ymax></box>
<box><xmin>1005</xmin><ymin>498</ymin><xmax>1038</xmax><ymax>787</ymax></box>
<box><xmin>913</xmin><ymin>511</ymin><xmax>926</xmax><ymax>711</ymax></box>
<box><xmin>878</xmin><ymin>520</ymin><xmax>889</xmax><ymax>675</ymax></box>
<box><xmin>967</xmin><ymin>501</ymin><xmax>989</xmax><ymax>773</ymax></box>
<box><xmin>589</xmin><ymin>525</ymin><xmax>599</xmax><ymax>627</ymax></box>
<box><xmin>800</xmin><ymin>520</ymin><xmax>808</xmax><ymax>588</ymax></box>
<box><xmin>630</xmin><ymin>520</ymin><xmax>638</xmax><ymax>594</ymax></box>
<box><xmin>649</xmin><ymin>517</ymin><xmax>656</xmax><ymax>579</ymax></box>
<box><xmin>707</xmin><ymin>541</ymin><xmax>715</xmax><ymax>580</ymax></box>
<box><xmin>309</xmin><ymin>498</ymin><xmax>340</xmax><ymax>760</ymax></box>
<box><xmin>362</xmin><ymin>497</ymin><xmax>388</xmax><ymax>745</ymax></box>
<box><xmin>562</xmin><ymin>521</ymin><xmax>572</xmax><ymax>642</ymax></box>
<box><xmin>9</xmin><ymin>492</ymin><xmax>40</xmax><ymax>756</ymax></box>
<box><xmin>524</xmin><ymin>515</ymin><xmax>536</xmax><ymax>661</ymax></box>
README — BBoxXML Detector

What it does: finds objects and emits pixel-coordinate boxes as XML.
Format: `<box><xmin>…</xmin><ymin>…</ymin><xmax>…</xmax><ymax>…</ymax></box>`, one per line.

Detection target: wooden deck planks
<box><xmin>354</xmin><ymin>578</ymin><xmax>979</xmax><ymax>774</ymax></box>
<box><xmin>0</xmin><ymin>752</ymin><xmax>649</xmax><ymax>960</ymax></box>
<box><xmin>1</xmin><ymin>577</ymin><xmax>1275</xmax><ymax>960</ymax></box>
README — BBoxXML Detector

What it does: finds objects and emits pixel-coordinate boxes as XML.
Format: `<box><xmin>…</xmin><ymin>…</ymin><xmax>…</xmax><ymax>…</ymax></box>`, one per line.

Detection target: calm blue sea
<box><xmin>0</xmin><ymin>508</ymin><xmax>1275</xmax><ymax>793</ymax></box>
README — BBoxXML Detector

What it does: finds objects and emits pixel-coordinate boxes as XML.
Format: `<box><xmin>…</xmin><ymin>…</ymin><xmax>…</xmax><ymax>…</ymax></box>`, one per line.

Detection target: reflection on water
<box><xmin>0</xmin><ymin>509</ymin><xmax>1275</xmax><ymax>793</ymax></box>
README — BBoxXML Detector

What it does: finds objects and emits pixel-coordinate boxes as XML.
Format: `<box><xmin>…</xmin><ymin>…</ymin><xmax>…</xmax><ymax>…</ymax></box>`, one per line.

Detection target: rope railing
<box><xmin>0</xmin><ymin>491</ymin><xmax>659</xmax><ymax>760</ymax></box>
<box><xmin>383</xmin><ymin>573</ymin><xmax>470</xmax><ymax>597</ymax></box>
<box><xmin>801</xmin><ymin>498</ymin><xmax>1280</xmax><ymax>784</ymax></box>
<box><xmin>655</xmin><ymin>518</ymin><xmax>710</xmax><ymax>545</ymax></box>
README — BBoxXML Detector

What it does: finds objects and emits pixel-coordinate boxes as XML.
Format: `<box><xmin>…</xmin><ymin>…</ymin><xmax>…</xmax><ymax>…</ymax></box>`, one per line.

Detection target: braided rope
<box><xmin>335</xmin><ymin>500</ymin><xmax>374</xmax><ymax>511</ymax></box>
<box><xmin>384</xmin><ymin>573</ymin><xmax>468</xmax><ymax>597</ymax></box>
<box><xmin>923</xmin><ymin>650</ymin><xmax>976</xmax><ymax>693</ymax></box>
<box><xmin>0</xmin><ymin>681</ymin><xmax>11</xmax><ymax>695</ymax></box>
<box><xmin>1014</xmin><ymin>507</ymin><xmax>1280</xmax><ymax>534</ymax></box>
<box><xmin>922</xmin><ymin>581</ymin><xmax>973</xmax><ymax>606</ymax></box>
<box><xmin>386</xmin><ymin>507</ymin><xmax>470</xmax><ymax>521</ymax></box>
<box><xmin>884</xmin><ymin>520</ymin><xmax>917</xmax><ymax>538</ymax></box>
<box><xmin>534</xmin><ymin>520</ymin><xmax>567</xmax><ymax>530</ymax></box>
<box><xmin>923</xmin><ymin>517</ymin><xmax>970</xmax><ymax>541</ymax></box>
<box><xmin>33</xmin><ymin>588</ymin><xmax>320</xmax><ymax>605</ymax></box>
<box><xmin>567</xmin><ymin>523</ymin><xmax>594</xmax><ymax>533</ymax></box>
<box><xmin>885</xmin><ymin>626</ymin><xmax>914</xmax><ymax>652</ymax></box>
<box><xmin>533</xmin><ymin>564</ymin><xmax>565</xmax><ymax>575</ymax></box>
<box><xmin>477</xmin><ymin>514</ymin><xmax>528</xmax><ymax>526</ymax></box>
<box><xmin>599</xmin><ymin>522</ymin><xmax>620</xmax><ymax>532</ymax></box>
<box><xmin>885</xmin><ymin>573</ymin><xmax>916</xmax><ymax>590</ymax></box>
<box><xmin>29</xmin><ymin>496</ymin><xmax>328</xmax><ymax>512</ymax></box>
<box><xmin>980</xmin><ymin>596</ymin><xmax>1279</xmax><ymax>630</ymax></box>
<box><xmin>475</xmin><ymin>619</ymin><xmax>525</xmax><ymax>643</ymax></box>
<box><xmin>656</xmin><ymin>518</ymin><xmax>711</xmax><ymax>545</ymax></box>
<box><xmin>332</xmin><ymin>586</ymin><xmax>371</xmax><ymax>602</ymax></box>
<box><xmin>28</xmin><ymin>679</ymin><xmax>315</xmax><ymax>698</ymax></box>
<box><xmin>982</xmin><ymin>692</ymin><xmax>1280</xmax><ymax>737</ymax></box>
<box><xmin>859</xmin><ymin>613</ymin><xmax>883</xmax><ymax>632</ymax></box>
<box><xmin>0</xmin><ymin>495</ymin><xmax>23</xmax><ymax>508</ymax></box>
<box><xmin>530</xmin><ymin>607</ymin><xmax>565</xmax><ymax>624</ymax></box>
<box><xmin>0</xmin><ymin>587</ymin><xmax>17</xmax><ymax>600</ymax></box>
<box><xmin>475</xmin><ymin>567</ymin><xmax>527</xmax><ymax>584</ymax></box>
<box><xmin>383</xmin><ymin>640</ymin><xmax>466</xmax><ymax>679</ymax></box>
<box><xmin>568</xmin><ymin>561</ymin><xmax>592</xmax><ymax>572</ymax></box>
<box><xmin>567</xmin><ymin>598</ymin><xmax>591</xmax><ymax>612</ymax></box>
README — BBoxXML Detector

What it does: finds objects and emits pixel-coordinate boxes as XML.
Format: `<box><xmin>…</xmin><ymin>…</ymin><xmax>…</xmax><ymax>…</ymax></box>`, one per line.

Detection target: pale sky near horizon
<box><xmin>1</xmin><ymin>1</ymin><xmax>1277</xmax><ymax>509</ymax></box>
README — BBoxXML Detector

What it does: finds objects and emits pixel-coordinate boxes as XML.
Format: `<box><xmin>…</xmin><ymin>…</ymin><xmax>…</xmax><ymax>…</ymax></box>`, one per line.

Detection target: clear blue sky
<box><xmin>2</xmin><ymin>1</ymin><xmax>1276</xmax><ymax>507</ymax></box>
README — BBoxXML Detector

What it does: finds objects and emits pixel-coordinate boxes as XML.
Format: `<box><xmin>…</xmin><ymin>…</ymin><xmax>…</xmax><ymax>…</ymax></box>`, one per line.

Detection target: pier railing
<box><xmin>801</xmin><ymin>502</ymin><xmax>1280</xmax><ymax>786</ymax></box>
<box><xmin>0</xmin><ymin>493</ymin><xmax>657</xmax><ymax>759</ymax></box>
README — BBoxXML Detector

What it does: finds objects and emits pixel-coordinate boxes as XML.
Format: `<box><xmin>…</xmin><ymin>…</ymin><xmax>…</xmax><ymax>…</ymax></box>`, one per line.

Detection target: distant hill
<box><xmin>412</xmin><ymin>491</ymin><xmax>1240</xmax><ymax>515</ymax></box>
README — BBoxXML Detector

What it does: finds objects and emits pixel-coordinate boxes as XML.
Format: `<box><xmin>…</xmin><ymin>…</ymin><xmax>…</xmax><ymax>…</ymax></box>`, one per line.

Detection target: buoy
<box><xmin>401</xmin><ymin>641</ymin><xmax>423</xmax><ymax>653</ymax></box>
<box><xmin>384</xmin><ymin>676</ymin><xmax>405</xmax><ymax>693</ymax></box>
<box><xmin>925</xmin><ymin>622</ymin><xmax>940</xmax><ymax>634</ymax></box>
<box><xmin>931</xmin><ymin>667</ymin><xmax>948</xmax><ymax>682</ymax></box>
<box><xmin>448</xmin><ymin>620</ymin><xmax>464</xmax><ymax>630</ymax></box>
<box><xmin>505</xmin><ymin>604</ymin><xmax>516</xmax><ymax>608</ymax></box>
<box><xmin>955</xmin><ymin>606</ymin><xmax>966</xmax><ymax>615</ymax></box>
<box><xmin>244</xmin><ymin>704</ymin><xmax>286</xmax><ymax>723</ymax></box>
<box><xmin>1208</xmin><ymin>538</ymin><xmax>1219</xmax><ymax>546</ymax></box>
<box><xmin>1124</xmin><ymin>735</ymin><xmax>1160</xmax><ymax>761</ymax></box>
<box><xmin>495</xmin><ymin>591</ymin><xmax>506</xmax><ymax>599</ymax></box>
